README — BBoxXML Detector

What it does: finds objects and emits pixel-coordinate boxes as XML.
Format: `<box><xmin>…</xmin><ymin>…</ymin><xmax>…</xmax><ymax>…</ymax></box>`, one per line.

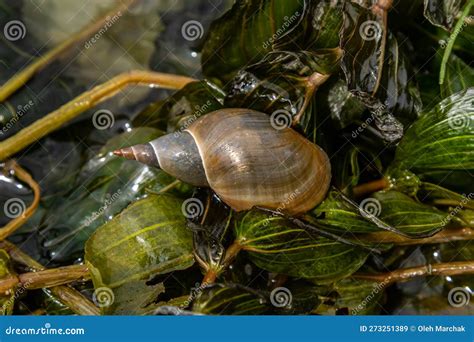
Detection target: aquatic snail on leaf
<box><xmin>114</xmin><ymin>109</ymin><xmax>331</xmax><ymax>215</ymax></box>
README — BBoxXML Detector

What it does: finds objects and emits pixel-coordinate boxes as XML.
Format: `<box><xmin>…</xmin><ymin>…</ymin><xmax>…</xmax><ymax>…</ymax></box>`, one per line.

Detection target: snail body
<box><xmin>115</xmin><ymin>109</ymin><xmax>331</xmax><ymax>215</ymax></box>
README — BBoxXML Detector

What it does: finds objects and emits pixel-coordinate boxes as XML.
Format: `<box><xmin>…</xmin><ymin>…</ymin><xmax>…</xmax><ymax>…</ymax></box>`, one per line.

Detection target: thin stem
<box><xmin>0</xmin><ymin>264</ymin><xmax>89</xmax><ymax>293</ymax></box>
<box><xmin>0</xmin><ymin>0</ymin><xmax>138</xmax><ymax>102</ymax></box>
<box><xmin>48</xmin><ymin>286</ymin><xmax>99</xmax><ymax>316</ymax></box>
<box><xmin>352</xmin><ymin>178</ymin><xmax>389</xmax><ymax>197</ymax></box>
<box><xmin>0</xmin><ymin>161</ymin><xmax>40</xmax><ymax>240</ymax></box>
<box><xmin>0</xmin><ymin>71</ymin><xmax>197</xmax><ymax>161</ymax></box>
<box><xmin>354</xmin><ymin>260</ymin><xmax>474</xmax><ymax>284</ymax></box>
<box><xmin>439</xmin><ymin>0</ymin><xmax>473</xmax><ymax>85</ymax></box>
<box><xmin>201</xmin><ymin>241</ymin><xmax>243</xmax><ymax>286</ymax></box>
<box><xmin>359</xmin><ymin>227</ymin><xmax>474</xmax><ymax>245</ymax></box>
<box><xmin>157</xmin><ymin>180</ymin><xmax>181</xmax><ymax>194</ymax></box>
<box><xmin>0</xmin><ymin>241</ymin><xmax>99</xmax><ymax>315</ymax></box>
<box><xmin>292</xmin><ymin>73</ymin><xmax>330</xmax><ymax>125</ymax></box>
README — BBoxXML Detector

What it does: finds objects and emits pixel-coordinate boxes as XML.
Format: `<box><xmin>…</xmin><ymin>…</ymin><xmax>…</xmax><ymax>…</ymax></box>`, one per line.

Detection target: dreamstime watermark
<box><xmin>439</xmin><ymin>15</ymin><xmax>473</xmax><ymax>49</ymax></box>
<box><xmin>84</xmin><ymin>12</ymin><xmax>123</xmax><ymax>49</ymax></box>
<box><xmin>359</xmin><ymin>197</ymin><xmax>382</xmax><ymax>219</ymax></box>
<box><xmin>83</xmin><ymin>190</ymin><xmax>122</xmax><ymax>226</ymax></box>
<box><xmin>3</xmin><ymin>20</ymin><xmax>26</xmax><ymax>41</ymax></box>
<box><xmin>92</xmin><ymin>109</ymin><xmax>115</xmax><ymax>130</ymax></box>
<box><xmin>351</xmin><ymin>104</ymin><xmax>386</xmax><ymax>138</ymax></box>
<box><xmin>181</xmin><ymin>198</ymin><xmax>204</xmax><ymax>219</ymax></box>
<box><xmin>270</xmin><ymin>109</ymin><xmax>292</xmax><ymax>130</ymax></box>
<box><xmin>173</xmin><ymin>100</ymin><xmax>212</xmax><ymax>138</ymax></box>
<box><xmin>5</xmin><ymin>323</ymin><xmax>85</xmax><ymax>336</ymax></box>
<box><xmin>92</xmin><ymin>287</ymin><xmax>115</xmax><ymax>308</ymax></box>
<box><xmin>440</xmin><ymin>193</ymin><xmax>473</xmax><ymax>227</ymax></box>
<box><xmin>1</xmin><ymin>280</ymin><xmax>32</xmax><ymax>312</ymax></box>
<box><xmin>359</xmin><ymin>20</ymin><xmax>382</xmax><ymax>41</ymax></box>
<box><xmin>262</xmin><ymin>12</ymin><xmax>300</xmax><ymax>49</ymax></box>
<box><xmin>447</xmin><ymin>111</ymin><xmax>471</xmax><ymax>130</ymax></box>
<box><xmin>1</xmin><ymin>100</ymin><xmax>35</xmax><ymax>135</ymax></box>
<box><xmin>180</xmin><ymin>282</ymin><xmax>209</xmax><ymax>308</ymax></box>
<box><xmin>181</xmin><ymin>20</ymin><xmax>204</xmax><ymax>41</ymax></box>
<box><xmin>447</xmin><ymin>287</ymin><xmax>471</xmax><ymax>308</ymax></box>
<box><xmin>3</xmin><ymin>198</ymin><xmax>26</xmax><ymax>219</ymax></box>
<box><xmin>351</xmin><ymin>280</ymin><xmax>389</xmax><ymax>314</ymax></box>
<box><xmin>270</xmin><ymin>287</ymin><xmax>292</xmax><ymax>308</ymax></box>
<box><xmin>262</xmin><ymin>190</ymin><xmax>300</xmax><ymax>227</ymax></box>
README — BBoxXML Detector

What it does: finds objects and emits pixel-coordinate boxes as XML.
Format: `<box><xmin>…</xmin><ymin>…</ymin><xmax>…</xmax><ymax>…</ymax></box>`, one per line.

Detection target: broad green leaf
<box><xmin>340</xmin><ymin>2</ymin><xmax>422</xmax><ymax>142</ymax></box>
<box><xmin>372</xmin><ymin>191</ymin><xmax>451</xmax><ymax>236</ymax></box>
<box><xmin>333</xmin><ymin>278</ymin><xmax>385</xmax><ymax>315</ymax></box>
<box><xmin>423</xmin><ymin>0</ymin><xmax>464</xmax><ymax>31</ymax></box>
<box><xmin>40</xmin><ymin>128</ymin><xmax>179</xmax><ymax>263</ymax></box>
<box><xmin>392</xmin><ymin>88</ymin><xmax>474</xmax><ymax>193</ymax></box>
<box><xmin>132</xmin><ymin>80</ymin><xmax>225</xmax><ymax>131</ymax></box>
<box><xmin>85</xmin><ymin>194</ymin><xmax>194</xmax><ymax>314</ymax></box>
<box><xmin>312</xmin><ymin>190</ymin><xmax>449</xmax><ymax>236</ymax></box>
<box><xmin>201</xmin><ymin>0</ymin><xmax>305</xmax><ymax>82</ymax></box>
<box><xmin>234</xmin><ymin>210</ymin><xmax>369</xmax><ymax>283</ymax></box>
<box><xmin>193</xmin><ymin>284</ymin><xmax>269</xmax><ymax>315</ymax></box>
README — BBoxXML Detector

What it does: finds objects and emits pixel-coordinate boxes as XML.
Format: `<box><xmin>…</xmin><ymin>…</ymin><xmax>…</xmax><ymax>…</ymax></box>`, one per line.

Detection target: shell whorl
<box><xmin>114</xmin><ymin>132</ymin><xmax>208</xmax><ymax>187</ymax></box>
<box><xmin>115</xmin><ymin>109</ymin><xmax>331</xmax><ymax>215</ymax></box>
<box><xmin>185</xmin><ymin>109</ymin><xmax>331</xmax><ymax>215</ymax></box>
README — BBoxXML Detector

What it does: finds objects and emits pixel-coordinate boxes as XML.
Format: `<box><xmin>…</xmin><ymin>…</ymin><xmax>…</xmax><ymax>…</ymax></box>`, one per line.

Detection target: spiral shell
<box><xmin>115</xmin><ymin>109</ymin><xmax>331</xmax><ymax>215</ymax></box>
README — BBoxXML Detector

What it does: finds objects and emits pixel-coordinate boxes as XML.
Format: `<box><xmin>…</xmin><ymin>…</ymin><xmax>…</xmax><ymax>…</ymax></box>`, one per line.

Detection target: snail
<box><xmin>114</xmin><ymin>109</ymin><xmax>331</xmax><ymax>215</ymax></box>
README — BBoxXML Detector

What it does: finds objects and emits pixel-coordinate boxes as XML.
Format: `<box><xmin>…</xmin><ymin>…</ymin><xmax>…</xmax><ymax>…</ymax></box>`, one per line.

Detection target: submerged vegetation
<box><xmin>0</xmin><ymin>0</ymin><xmax>473</xmax><ymax>315</ymax></box>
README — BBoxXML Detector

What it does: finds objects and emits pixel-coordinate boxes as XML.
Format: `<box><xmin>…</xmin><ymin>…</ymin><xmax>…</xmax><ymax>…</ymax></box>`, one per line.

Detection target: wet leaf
<box><xmin>85</xmin><ymin>194</ymin><xmax>194</xmax><ymax>314</ymax></box>
<box><xmin>392</xmin><ymin>88</ymin><xmax>474</xmax><ymax>193</ymax></box>
<box><xmin>192</xmin><ymin>283</ymin><xmax>269</xmax><ymax>315</ymax></box>
<box><xmin>440</xmin><ymin>54</ymin><xmax>474</xmax><ymax>98</ymax></box>
<box><xmin>225</xmin><ymin>49</ymin><xmax>341</xmax><ymax>139</ymax></box>
<box><xmin>423</xmin><ymin>0</ymin><xmax>464</xmax><ymax>31</ymax></box>
<box><xmin>234</xmin><ymin>210</ymin><xmax>369</xmax><ymax>283</ymax></box>
<box><xmin>39</xmin><ymin>127</ymin><xmax>176</xmax><ymax>264</ymax></box>
<box><xmin>340</xmin><ymin>2</ymin><xmax>422</xmax><ymax>142</ymax></box>
<box><xmin>189</xmin><ymin>190</ymin><xmax>233</xmax><ymax>275</ymax></box>
<box><xmin>201</xmin><ymin>0</ymin><xmax>306</xmax><ymax>82</ymax></box>
<box><xmin>333</xmin><ymin>277</ymin><xmax>385</xmax><ymax>315</ymax></box>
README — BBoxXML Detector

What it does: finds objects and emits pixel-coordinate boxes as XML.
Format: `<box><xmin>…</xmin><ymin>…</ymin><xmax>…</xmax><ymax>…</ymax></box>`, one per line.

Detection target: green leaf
<box><xmin>193</xmin><ymin>284</ymin><xmax>269</xmax><ymax>315</ymax></box>
<box><xmin>85</xmin><ymin>194</ymin><xmax>194</xmax><ymax>314</ymax></box>
<box><xmin>201</xmin><ymin>0</ymin><xmax>306</xmax><ymax>82</ymax></box>
<box><xmin>423</xmin><ymin>0</ymin><xmax>464</xmax><ymax>31</ymax></box>
<box><xmin>234</xmin><ymin>210</ymin><xmax>369</xmax><ymax>283</ymax></box>
<box><xmin>340</xmin><ymin>2</ymin><xmax>422</xmax><ymax>142</ymax></box>
<box><xmin>333</xmin><ymin>278</ymin><xmax>385</xmax><ymax>315</ymax></box>
<box><xmin>40</xmin><ymin>128</ymin><xmax>178</xmax><ymax>263</ymax></box>
<box><xmin>392</xmin><ymin>88</ymin><xmax>474</xmax><ymax>193</ymax></box>
<box><xmin>372</xmin><ymin>191</ymin><xmax>450</xmax><ymax>235</ymax></box>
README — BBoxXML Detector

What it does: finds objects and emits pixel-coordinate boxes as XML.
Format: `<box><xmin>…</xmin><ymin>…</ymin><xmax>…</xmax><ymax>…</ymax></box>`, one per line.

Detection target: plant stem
<box><xmin>0</xmin><ymin>161</ymin><xmax>40</xmax><ymax>240</ymax></box>
<box><xmin>0</xmin><ymin>241</ymin><xmax>99</xmax><ymax>315</ymax></box>
<box><xmin>0</xmin><ymin>0</ymin><xmax>138</xmax><ymax>102</ymax></box>
<box><xmin>360</xmin><ymin>227</ymin><xmax>474</xmax><ymax>245</ymax></box>
<box><xmin>0</xmin><ymin>264</ymin><xmax>90</xmax><ymax>294</ymax></box>
<box><xmin>354</xmin><ymin>261</ymin><xmax>474</xmax><ymax>284</ymax></box>
<box><xmin>201</xmin><ymin>241</ymin><xmax>243</xmax><ymax>285</ymax></box>
<box><xmin>352</xmin><ymin>178</ymin><xmax>389</xmax><ymax>197</ymax></box>
<box><xmin>293</xmin><ymin>72</ymin><xmax>330</xmax><ymax>126</ymax></box>
<box><xmin>439</xmin><ymin>0</ymin><xmax>473</xmax><ymax>85</ymax></box>
<box><xmin>0</xmin><ymin>71</ymin><xmax>197</xmax><ymax>161</ymax></box>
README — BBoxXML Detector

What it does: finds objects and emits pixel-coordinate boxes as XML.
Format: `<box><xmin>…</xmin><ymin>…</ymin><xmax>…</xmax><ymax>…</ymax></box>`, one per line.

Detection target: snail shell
<box><xmin>115</xmin><ymin>109</ymin><xmax>331</xmax><ymax>215</ymax></box>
